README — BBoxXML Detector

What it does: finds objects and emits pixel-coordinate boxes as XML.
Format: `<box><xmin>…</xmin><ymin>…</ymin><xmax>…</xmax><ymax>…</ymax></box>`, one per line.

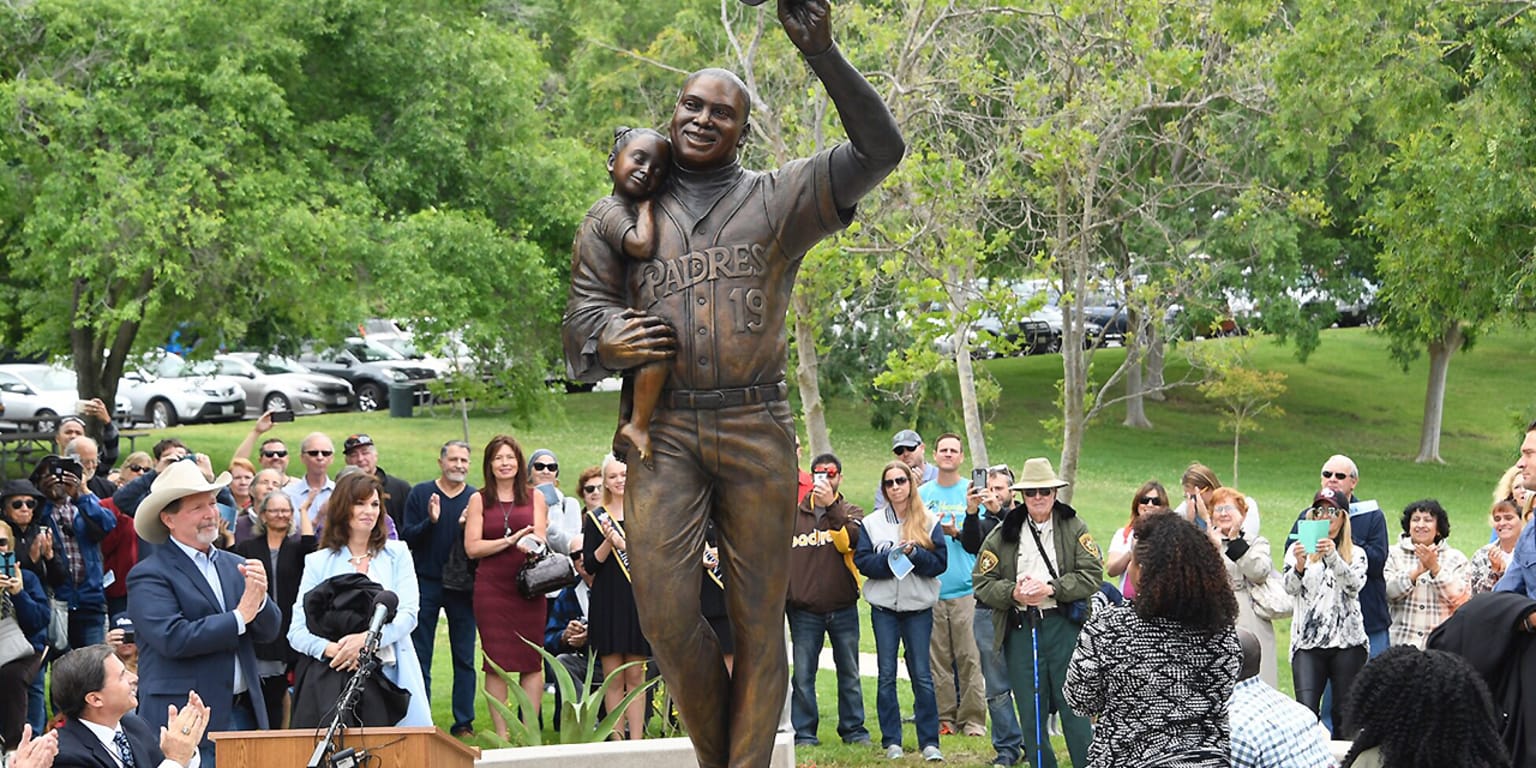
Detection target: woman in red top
<box><xmin>464</xmin><ymin>434</ymin><xmax>548</xmax><ymax>741</ymax></box>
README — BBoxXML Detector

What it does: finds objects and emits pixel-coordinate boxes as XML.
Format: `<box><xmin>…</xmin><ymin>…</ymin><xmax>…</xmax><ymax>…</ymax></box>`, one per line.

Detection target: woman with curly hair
<box><xmin>1342</xmin><ymin>646</ymin><xmax>1510</xmax><ymax>768</ymax></box>
<box><xmin>1104</xmin><ymin>480</ymin><xmax>1168</xmax><ymax>600</ymax></box>
<box><xmin>1383</xmin><ymin>499</ymin><xmax>1469</xmax><ymax>649</ymax></box>
<box><xmin>1471</xmin><ymin>498</ymin><xmax>1523</xmax><ymax>594</ymax></box>
<box><xmin>853</xmin><ymin>460</ymin><xmax>947</xmax><ymax>761</ymax></box>
<box><xmin>1285</xmin><ymin>488</ymin><xmax>1369</xmax><ymax>736</ymax></box>
<box><xmin>1064</xmin><ymin>511</ymin><xmax>1240</xmax><ymax>768</ymax></box>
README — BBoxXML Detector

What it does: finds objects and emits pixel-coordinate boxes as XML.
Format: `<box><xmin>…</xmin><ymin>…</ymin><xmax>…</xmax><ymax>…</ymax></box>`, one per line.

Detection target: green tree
<box><xmin>0</xmin><ymin>0</ymin><xmax>586</xmax><ymax>419</ymax></box>
<box><xmin>1267</xmin><ymin>0</ymin><xmax>1536</xmax><ymax>463</ymax></box>
<box><xmin>1191</xmin><ymin>338</ymin><xmax>1286</xmax><ymax>487</ymax></box>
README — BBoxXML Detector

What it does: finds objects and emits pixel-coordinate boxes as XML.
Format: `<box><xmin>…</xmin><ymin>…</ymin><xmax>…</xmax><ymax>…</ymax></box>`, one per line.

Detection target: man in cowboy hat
<box><xmin>126</xmin><ymin>461</ymin><xmax>281</xmax><ymax>768</ymax></box>
<box><xmin>971</xmin><ymin>457</ymin><xmax>1101</xmax><ymax>768</ymax></box>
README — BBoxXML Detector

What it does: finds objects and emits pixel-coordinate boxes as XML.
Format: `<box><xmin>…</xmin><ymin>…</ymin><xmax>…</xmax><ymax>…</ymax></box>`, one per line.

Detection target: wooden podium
<box><xmin>210</xmin><ymin>727</ymin><xmax>479</xmax><ymax>768</ymax></box>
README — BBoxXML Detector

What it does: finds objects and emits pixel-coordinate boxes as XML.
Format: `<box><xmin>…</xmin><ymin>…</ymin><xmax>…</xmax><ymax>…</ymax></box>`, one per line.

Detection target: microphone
<box><xmin>362</xmin><ymin>591</ymin><xmax>399</xmax><ymax>655</ymax></box>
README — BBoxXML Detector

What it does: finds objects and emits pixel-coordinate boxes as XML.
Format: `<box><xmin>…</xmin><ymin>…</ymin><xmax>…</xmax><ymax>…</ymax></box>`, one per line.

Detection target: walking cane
<box><xmin>1027</xmin><ymin>606</ymin><xmax>1045</xmax><ymax>768</ymax></box>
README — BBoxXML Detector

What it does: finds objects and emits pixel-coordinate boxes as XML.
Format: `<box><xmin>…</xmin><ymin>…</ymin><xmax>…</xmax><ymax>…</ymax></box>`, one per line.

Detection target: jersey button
<box><xmin>697</xmin><ymin>297</ymin><xmax>707</xmax><ymax>306</ymax></box>
<box><xmin>698</xmin><ymin>357</ymin><xmax>709</xmax><ymax>366</ymax></box>
<box><xmin>698</xmin><ymin>328</ymin><xmax>707</xmax><ymax>335</ymax></box>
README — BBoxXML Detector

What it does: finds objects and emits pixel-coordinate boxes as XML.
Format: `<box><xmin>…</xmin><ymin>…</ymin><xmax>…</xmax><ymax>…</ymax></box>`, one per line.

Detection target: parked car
<box><xmin>214</xmin><ymin>354</ymin><xmax>355</xmax><ymax>416</ymax></box>
<box><xmin>298</xmin><ymin>338</ymin><xmax>437</xmax><ymax>412</ymax></box>
<box><xmin>118</xmin><ymin>352</ymin><xmax>246</xmax><ymax>428</ymax></box>
<box><xmin>0</xmin><ymin>364</ymin><xmax>132</xmax><ymax>432</ymax></box>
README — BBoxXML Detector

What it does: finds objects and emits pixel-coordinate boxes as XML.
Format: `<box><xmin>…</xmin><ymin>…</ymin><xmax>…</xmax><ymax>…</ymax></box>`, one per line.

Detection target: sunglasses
<box><xmin>532</xmin><ymin>462</ymin><xmax>558</xmax><ymax>472</ymax></box>
<box><xmin>582</xmin><ymin>484</ymin><xmax>601</xmax><ymax>494</ymax></box>
<box><xmin>0</xmin><ymin>538</ymin><xmax>8</xmax><ymax>546</ymax></box>
<box><xmin>1138</xmin><ymin>496</ymin><xmax>1163</xmax><ymax>506</ymax></box>
<box><xmin>261</xmin><ymin>450</ymin><xmax>288</xmax><ymax>459</ymax></box>
<box><xmin>1309</xmin><ymin>506</ymin><xmax>1343</xmax><ymax>518</ymax></box>
<box><xmin>8</xmin><ymin>499</ymin><xmax>37</xmax><ymax>510</ymax></box>
<box><xmin>893</xmin><ymin>446</ymin><xmax>917</xmax><ymax>456</ymax></box>
<box><xmin>1320</xmin><ymin>470</ymin><xmax>1351</xmax><ymax>480</ymax></box>
<box><xmin>882</xmin><ymin>475</ymin><xmax>910</xmax><ymax>488</ymax></box>
<box><xmin>1021</xmin><ymin>488</ymin><xmax>1054</xmax><ymax>498</ymax></box>
<box><xmin>126</xmin><ymin>464</ymin><xmax>150</xmax><ymax>473</ymax></box>
<box><xmin>812</xmin><ymin>468</ymin><xmax>840</xmax><ymax>479</ymax></box>
<box><xmin>303</xmin><ymin>450</ymin><xmax>334</xmax><ymax>458</ymax></box>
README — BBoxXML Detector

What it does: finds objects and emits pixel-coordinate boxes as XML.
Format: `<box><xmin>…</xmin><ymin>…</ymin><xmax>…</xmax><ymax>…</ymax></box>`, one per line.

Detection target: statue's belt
<box><xmin>663</xmin><ymin>382</ymin><xmax>787</xmax><ymax>410</ymax></box>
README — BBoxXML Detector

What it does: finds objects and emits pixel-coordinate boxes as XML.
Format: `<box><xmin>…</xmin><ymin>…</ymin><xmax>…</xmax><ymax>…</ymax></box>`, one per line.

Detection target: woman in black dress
<box><xmin>582</xmin><ymin>455</ymin><xmax>648</xmax><ymax>739</ymax></box>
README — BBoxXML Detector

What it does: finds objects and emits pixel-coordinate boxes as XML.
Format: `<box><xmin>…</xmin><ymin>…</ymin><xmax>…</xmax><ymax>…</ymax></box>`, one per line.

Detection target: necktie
<box><xmin>114</xmin><ymin>729</ymin><xmax>137</xmax><ymax>768</ymax></box>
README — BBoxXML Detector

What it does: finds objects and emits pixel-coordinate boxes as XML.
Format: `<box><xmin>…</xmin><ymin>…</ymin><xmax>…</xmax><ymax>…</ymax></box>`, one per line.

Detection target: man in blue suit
<box><xmin>50</xmin><ymin>643</ymin><xmax>208</xmax><ymax>768</ymax></box>
<box><xmin>127</xmin><ymin>461</ymin><xmax>281</xmax><ymax>768</ymax></box>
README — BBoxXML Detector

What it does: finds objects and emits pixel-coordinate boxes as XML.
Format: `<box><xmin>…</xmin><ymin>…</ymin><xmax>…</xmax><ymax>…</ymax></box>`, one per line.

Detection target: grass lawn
<box><xmin>136</xmin><ymin>325</ymin><xmax>1535</xmax><ymax>766</ymax></box>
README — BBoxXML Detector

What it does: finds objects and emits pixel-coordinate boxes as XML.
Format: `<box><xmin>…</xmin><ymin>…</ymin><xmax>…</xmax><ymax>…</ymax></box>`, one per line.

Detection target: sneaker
<box><xmin>922</xmin><ymin>745</ymin><xmax>945</xmax><ymax>762</ymax></box>
<box><xmin>990</xmin><ymin>754</ymin><xmax>1021</xmax><ymax>767</ymax></box>
<box><xmin>886</xmin><ymin>745</ymin><xmax>906</xmax><ymax>759</ymax></box>
<box><xmin>938</xmin><ymin>721</ymin><xmax>957</xmax><ymax>736</ymax></box>
<box><xmin>845</xmin><ymin>735</ymin><xmax>873</xmax><ymax>746</ymax></box>
<box><xmin>963</xmin><ymin>724</ymin><xmax>986</xmax><ymax>737</ymax></box>
<box><xmin>1048</xmin><ymin>713</ymin><xmax>1062</xmax><ymax>736</ymax></box>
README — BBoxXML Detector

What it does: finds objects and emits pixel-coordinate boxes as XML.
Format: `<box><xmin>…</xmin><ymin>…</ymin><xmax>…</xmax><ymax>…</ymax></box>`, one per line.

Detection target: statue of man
<box><xmin>562</xmin><ymin>0</ymin><xmax>903</xmax><ymax>763</ymax></box>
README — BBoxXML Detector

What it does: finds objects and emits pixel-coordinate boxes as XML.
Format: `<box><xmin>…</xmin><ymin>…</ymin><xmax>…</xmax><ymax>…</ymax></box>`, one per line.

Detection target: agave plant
<box><xmin>483</xmin><ymin>639</ymin><xmax>660</xmax><ymax>746</ymax></box>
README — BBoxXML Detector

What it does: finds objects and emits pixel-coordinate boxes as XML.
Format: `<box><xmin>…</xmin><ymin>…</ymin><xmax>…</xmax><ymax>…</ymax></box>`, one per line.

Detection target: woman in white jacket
<box><xmin>1208</xmin><ymin>487</ymin><xmax>1280</xmax><ymax>687</ymax></box>
<box><xmin>853</xmin><ymin>461</ymin><xmax>947</xmax><ymax>761</ymax></box>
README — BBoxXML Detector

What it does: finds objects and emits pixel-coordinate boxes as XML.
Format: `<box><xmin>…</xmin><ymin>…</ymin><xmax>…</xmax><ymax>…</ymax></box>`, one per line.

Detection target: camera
<box><xmin>120</xmin><ymin>628</ymin><xmax>135</xmax><ymax>645</ymax></box>
<box><xmin>972</xmin><ymin>467</ymin><xmax>987</xmax><ymax>489</ymax></box>
<box><xmin>813</xmin><ymin>471</ymin><xmax>828</xmax><ymax>485</ymax></box>
<box><xmin>270</xmin><ymin>410</ymin><xmax>295</xmax><ymax>423</ymax></box>
<box><xmin>0</xmin><ymin>551</ymin><xmax>15</xmax><ymax>573</ymax></box>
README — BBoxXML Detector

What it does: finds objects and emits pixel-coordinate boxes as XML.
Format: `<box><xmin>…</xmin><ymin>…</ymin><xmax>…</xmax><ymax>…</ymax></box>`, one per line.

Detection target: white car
<box><xmin>0</xmin><ymin>364</ymin><xmax>132</xmax><ymax>432</ymax></box>
<box><xmin>118</xmin><ymin>352</ymin><xmax>247</xmax><ymax>428</ymax></box>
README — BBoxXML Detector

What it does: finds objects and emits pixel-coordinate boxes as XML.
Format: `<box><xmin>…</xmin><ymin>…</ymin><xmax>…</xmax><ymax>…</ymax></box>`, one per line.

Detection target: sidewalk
<box><xmin>814</xmin><ymin>648</ymin><xmax>906</xmax><ymax>680</ymax></box>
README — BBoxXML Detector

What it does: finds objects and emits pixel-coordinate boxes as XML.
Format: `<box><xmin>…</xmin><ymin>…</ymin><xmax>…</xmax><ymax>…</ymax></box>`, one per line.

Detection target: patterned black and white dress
<box><xmin>1064</xmin><ymin>604</ymin><xmax>1240</xmax><ymax>768</ymax></box>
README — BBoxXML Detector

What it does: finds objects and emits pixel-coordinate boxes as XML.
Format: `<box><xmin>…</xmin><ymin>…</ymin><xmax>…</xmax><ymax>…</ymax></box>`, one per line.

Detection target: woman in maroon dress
<box><xmin>464</xmin><ymin>434</ymin><xmax>549</xmax><ymax>740</ymax></box>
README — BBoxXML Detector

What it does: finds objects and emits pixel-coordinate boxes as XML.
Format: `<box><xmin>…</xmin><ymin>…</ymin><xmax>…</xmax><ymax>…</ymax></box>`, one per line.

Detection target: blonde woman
<box><xmin>1470</xmin><ymin>498</ymin><xmax>1522</xmax><ymax>594</ymax></box>
<box><xmin>1207</xmin><ymin>487</ymin><xmax>1279</xmax><ymax>687</ymax></box>
<box><xmin>854</xmin><ymin>461</ymin><xmax>947</xmax><ymax>762</ymax></box>
<box><xmin>1284</xmin><ymin>487</ymin><xmax>1368</xmax><ymax>736</ymax></box>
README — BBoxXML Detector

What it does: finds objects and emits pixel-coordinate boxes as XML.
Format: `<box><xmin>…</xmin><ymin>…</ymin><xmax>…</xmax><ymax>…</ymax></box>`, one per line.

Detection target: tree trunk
<box><xmin>791</xmin><ymin>292</ymin><xmax>832</xmax><ymax>458</ymax></box>
<box><xmin>954</xmin><ymin>325</ymin><xmax>989</xmax><ymax>468</ymax></box>
<box><xmin>1415</xmin><ymin>322</ymin><xmax>1463</xmax><ymax>464</ymax></box>
<box><xmin>1122</xmin><ymin>309</ymin><xmax>1153</xmax><ymax>429</ymax></box>
<box><xmin>1145</xmin><ymin>322</ymin><xmax>1166</xmax><ymax>401</ymax></box>
<box><xmin>1059</xmin><ymin>290</ymin><xmax>1087</xmax><ymax>502</ymax></box>
<box><xmin>1231</xmin><ymin>422</ymin><xmax>1241</xmax><ymax>488</ymax></box>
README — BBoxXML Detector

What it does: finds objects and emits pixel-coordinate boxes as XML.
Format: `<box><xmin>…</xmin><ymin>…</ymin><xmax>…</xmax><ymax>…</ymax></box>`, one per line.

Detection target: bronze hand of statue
<box><xmin>779</xmin><ymin>0</ymin><xmax>833</xmax><ymax>56</ymax></box>
<box><xmin>597</xmin><ymin>309</ymin><xmax>677</xmax><ymax>371</ymax></box>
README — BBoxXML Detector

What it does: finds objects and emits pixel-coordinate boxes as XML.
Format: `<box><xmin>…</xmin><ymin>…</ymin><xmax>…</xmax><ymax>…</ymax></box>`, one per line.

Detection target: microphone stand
<box><xmin>306</xmin><ymin>638</ymin><xmax>384</xmax><ymax>768</ymax></box>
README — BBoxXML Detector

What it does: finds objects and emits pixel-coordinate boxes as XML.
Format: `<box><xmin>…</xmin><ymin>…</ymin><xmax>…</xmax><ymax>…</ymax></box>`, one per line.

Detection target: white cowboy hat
<box><xmin>1010</xmin><ymin>457</ymin><xmax>1070</xmax><ymax>491</ymax></box>
<box><xmin>134</xmin><ymin>461</ymin><xmax>231</xmax><ymax>544</ymax></box>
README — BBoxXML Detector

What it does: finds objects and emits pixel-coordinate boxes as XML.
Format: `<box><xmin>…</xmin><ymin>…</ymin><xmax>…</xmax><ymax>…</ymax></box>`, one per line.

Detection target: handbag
<box><xmin>516</xmin><ymin>542</ymin><xmax>579</xmax><ymax>599</ymax></box>
<box><xmin>1248</xmin><ymin>570</ymin><xmax>1293</xmax><ymax>621</ymax></box>
<box><xmin>0</xmin><ymin>598</ymin><xmax>34</xmax><ymax>667</ymax></box>
<box><xmin>48</xmin><ymin>596</ymin><xmax>71</xmax><ymax>652</ymax></box>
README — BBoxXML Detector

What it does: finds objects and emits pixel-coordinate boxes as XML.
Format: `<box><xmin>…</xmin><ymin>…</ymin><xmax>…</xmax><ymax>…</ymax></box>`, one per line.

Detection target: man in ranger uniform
<box><xmin>560</xmin><ymin>0</ymin><xmax>904</xmax><ymax>763</ymax></box>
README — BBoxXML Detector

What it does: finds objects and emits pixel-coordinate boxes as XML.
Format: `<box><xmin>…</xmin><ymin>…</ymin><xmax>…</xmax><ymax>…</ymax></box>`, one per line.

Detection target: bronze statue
<box><xmin>562</xmin><ymin>0</ymin><xmax>903</xmax><ymax>763</ymax></box>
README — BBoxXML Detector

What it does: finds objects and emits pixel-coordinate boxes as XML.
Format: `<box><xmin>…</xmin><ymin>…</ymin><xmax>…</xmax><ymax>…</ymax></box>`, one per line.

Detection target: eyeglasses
<box><xmin>1138</xmin><ymin>496</ymin><xmax>1163</xmax><ymax>506</ymax></box>
<box><xmin>582</xmin><ymin>484</ymin><xmax>601</xmax><ymax>494</ymax></box>
<box><xmin>126</xmin><ymin>464</ymin><xmax>150</xmax><ymax>473</ymax></box>
<box><xmin>1309</xmin><ymin>506</ymin><xmax>1343</xmax><ymax>519</ymax></box>
<box><xmin>532</xmin><ymin>462</ymin><xmax>558</xmax><ymax>472</ymax></box>
<box><xmin>303</xmin><ymin>450</ymin><xmax>334</xmax><ymax>458</ymax></box>
<box><xmin>0</xmin><ymin>538</ymin><xmax>8</xmax><ymax>546</ymax></box>
<box><xmin>1021</xmin><ymin>488</ymin><xmax>1054</xmax><ymax>498</ymax></box>
<box><xmin>1320</xmin><ymin>470</ymin><xmax>1351</xmax><ymax>480</ymax></box>
<box><xmin>261</xmin><ymin>450</ymin><xmax>288</xmax><ymax>459</ymax></box>
<box><xmin>882</xmin><ymin>476</ymin><xmax>910</xmax><ymax>488</ymax></box>
<box><xmin>8</xmin><ymin>499</ymin><xmax>36</xmax><ymax>510</ymax></box>
<box><xmin>892</xmin><ymin>446</ymin><xmax>916</xmax><ymax>456</ymax></box>
<box><xmin>812</xmin><ymin>467</ymin><xmax>840</xmax><ymax>479</ymax></box>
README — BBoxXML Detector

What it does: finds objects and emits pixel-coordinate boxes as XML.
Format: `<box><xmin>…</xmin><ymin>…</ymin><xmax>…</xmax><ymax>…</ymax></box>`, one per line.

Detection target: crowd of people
<box><xmin>1</xmin><ymin>408</ymin><xmax>1534</xmax><ymax>768</ymax></box>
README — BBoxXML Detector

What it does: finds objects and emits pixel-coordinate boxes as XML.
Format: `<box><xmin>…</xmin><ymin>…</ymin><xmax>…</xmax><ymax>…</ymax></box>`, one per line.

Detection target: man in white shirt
<box><xmin>50</xmin><ymin>643</ymin><xmax>209</xmax><ymax>768</ymax></box>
